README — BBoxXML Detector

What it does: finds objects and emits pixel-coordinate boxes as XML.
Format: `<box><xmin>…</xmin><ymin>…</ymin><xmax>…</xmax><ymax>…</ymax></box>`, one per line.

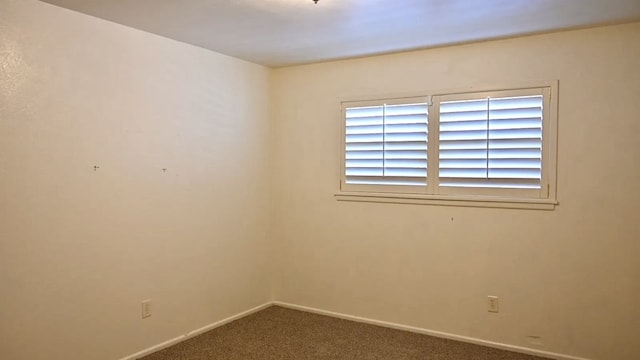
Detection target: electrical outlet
<box><xmin>141</xmin><ymin>300</ymin><xmax>152</xmax><ymax>319</ymax></box>
<box><xmin>488</xmin><ymin>296</ymin><xmax>499</xmax><ymax>313</ymax></box>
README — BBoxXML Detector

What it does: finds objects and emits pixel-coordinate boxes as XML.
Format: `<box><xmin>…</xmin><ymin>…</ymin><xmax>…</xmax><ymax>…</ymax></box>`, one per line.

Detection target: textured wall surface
<box><xmin>271</xmin><ymin>22</ymin><xmax>640</xmax><ymax>360</ymax></box>
<box><xmin>2</xmin><ymin>1</ymin><xmax>640</xmax><ymax>360</ymax></box>
<box><xmin>0</xmin><ymin>1</ymin><xmax>271</xmax><ymax>359</ymax></box>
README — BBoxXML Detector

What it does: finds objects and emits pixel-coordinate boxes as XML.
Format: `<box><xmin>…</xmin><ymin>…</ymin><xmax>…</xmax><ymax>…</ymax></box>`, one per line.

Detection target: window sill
<box><xmin>335</xmin><ymin>192</ymin><xmax>558</xmax><ymax>210</ymax></box>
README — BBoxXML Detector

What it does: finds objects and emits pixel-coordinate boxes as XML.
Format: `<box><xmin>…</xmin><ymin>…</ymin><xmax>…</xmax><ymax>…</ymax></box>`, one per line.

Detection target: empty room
<box><xmin>1</xmin><ymin>0</ymin><xmax>639</xmax><ymax>359</ymax></box>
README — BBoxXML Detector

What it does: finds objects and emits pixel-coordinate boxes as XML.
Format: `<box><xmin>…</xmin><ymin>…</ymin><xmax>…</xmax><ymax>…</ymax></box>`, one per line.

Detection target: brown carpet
<box><xmin>140</xmin><ymin>306</ymin><xmax>553</xmax><ymax>360</ymax></box>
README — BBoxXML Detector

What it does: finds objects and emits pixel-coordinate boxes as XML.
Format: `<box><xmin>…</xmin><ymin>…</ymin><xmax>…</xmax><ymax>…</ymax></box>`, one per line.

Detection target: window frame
<box><xmin>336</xmin><ymin>81</ymin><xmax>559</xmax><ymax>210</ymax></box>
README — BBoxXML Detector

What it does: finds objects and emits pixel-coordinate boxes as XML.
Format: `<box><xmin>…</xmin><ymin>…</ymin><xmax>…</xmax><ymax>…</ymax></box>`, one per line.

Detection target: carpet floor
<box><xmin>140</xmin><ymin>306</ymin><xmax>553</xmax><ymax>360</ymax></box>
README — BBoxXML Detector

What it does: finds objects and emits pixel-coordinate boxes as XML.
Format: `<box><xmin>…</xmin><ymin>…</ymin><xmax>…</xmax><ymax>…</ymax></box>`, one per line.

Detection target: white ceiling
<box><xmin>40</xmin><ymin>0</ymin><xmax>640</xmax><ymax>67</ymax></box>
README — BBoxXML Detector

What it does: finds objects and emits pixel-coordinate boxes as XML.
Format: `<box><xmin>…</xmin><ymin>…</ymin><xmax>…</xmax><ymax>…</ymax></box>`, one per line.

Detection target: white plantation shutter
<box><xmin>344</xmin><ymin>101</ymin><xmax>428</xmax><ymax>189</ymax></box>
<box><xmin>438</xmin><ymin>91</ymin><xmax>545</xmax><ymax>194</ymax></box>
<box><xmin>340</xmin><ymin>85</ymin><xmax>556</xmax><ymax>206</ymax></box>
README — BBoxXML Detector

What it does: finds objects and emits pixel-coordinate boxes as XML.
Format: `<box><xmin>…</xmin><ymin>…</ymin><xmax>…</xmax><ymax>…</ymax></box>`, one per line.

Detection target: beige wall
<box><xmin>2</xmin><ymin>1</ymin><xmax>640</xmax><ymax>359</ymax></box>
<box><xmin>0</xmin><ymin>1</ymin><xmax>271</xmax><ymax>359</ymax></box>
<box><xmin>271</xmin><ymin>23</ymin><xmax>640</xmax><ymax>360</ymax></box>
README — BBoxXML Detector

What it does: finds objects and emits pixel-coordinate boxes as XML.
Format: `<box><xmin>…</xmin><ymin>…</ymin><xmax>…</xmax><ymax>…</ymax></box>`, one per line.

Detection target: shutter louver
<box><xmin>439</xmin><ymin>95</ymin><xmax>543</xmax><ymax>189</ymax></box>
<box><xmin>345</xmin><ymin>102</ymin><xmax>428</xmax><ymax>187</ymax></box>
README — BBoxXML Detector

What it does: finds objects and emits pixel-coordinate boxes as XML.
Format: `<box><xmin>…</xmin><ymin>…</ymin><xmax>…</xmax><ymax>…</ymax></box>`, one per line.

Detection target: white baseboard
<box><xmin>120</xmin><ymin>300</ymin><xmax>591</xmax><ymax>360</ymax></box>
<box><xmin>119</xmin><ymin>302</ymin><xmax>272</xmax><ymax>360</ymax></box>
<box><xmin>273</xmin><ymin>301</ymin><xmax>592</xmax><ymax>360</ymax></box>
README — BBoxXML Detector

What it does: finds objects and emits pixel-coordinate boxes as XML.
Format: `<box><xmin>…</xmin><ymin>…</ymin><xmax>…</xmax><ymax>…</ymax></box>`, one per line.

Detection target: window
<box><xmin>343</xmin><ymin>98</ymin><xmax>429</xmax><ymax>191</ymax></box>
<box><xmin>338</xmin><ymin>83</ymin><xmax>558</xmax><ymax>209</ymax></box>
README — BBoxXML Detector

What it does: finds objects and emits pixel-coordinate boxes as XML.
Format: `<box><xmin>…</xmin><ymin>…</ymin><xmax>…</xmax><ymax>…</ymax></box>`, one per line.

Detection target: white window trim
<box><xmin>336</xmin><ymin>81</ymin><xmax>559</xmax><ymax>210</ymax></box>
